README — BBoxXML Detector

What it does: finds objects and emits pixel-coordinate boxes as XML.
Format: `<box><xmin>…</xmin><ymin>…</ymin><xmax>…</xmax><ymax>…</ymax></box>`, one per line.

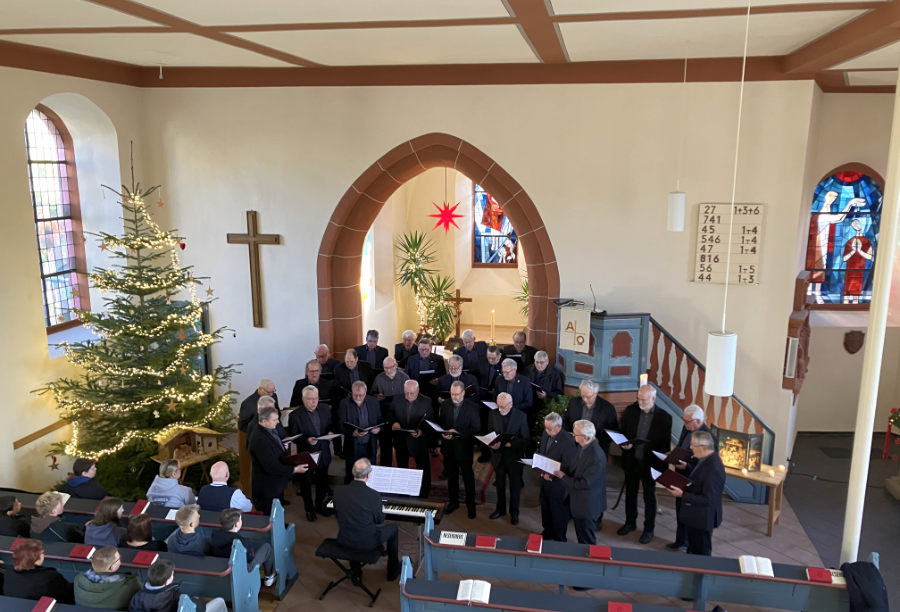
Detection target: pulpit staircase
<box><xmin>557</xmin><ymin>312</ymin><xmax>775</xmax><ymax>504</ymax></box>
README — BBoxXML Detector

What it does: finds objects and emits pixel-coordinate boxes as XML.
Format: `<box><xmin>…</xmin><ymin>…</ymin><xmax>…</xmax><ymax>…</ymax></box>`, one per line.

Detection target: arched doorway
<box><xmin>317</xmin><ymin>133</ymin><xmax>560</xmax><ymax>358</ymax></box>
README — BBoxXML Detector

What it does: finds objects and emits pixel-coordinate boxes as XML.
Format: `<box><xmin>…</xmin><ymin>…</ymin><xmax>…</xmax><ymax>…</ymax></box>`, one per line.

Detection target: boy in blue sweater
<box><xmin>164</xmin><ymin>504</ymin><xmax>208</xmax><ymax>557</ymax></box>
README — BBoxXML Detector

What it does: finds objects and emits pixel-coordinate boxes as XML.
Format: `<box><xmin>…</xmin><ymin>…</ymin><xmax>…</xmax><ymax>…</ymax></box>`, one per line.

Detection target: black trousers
<box><xmin>572</xmin><ymin>517</ymin><xmax>597</xmax><ymax>545</ymax></box>
<box><xmin>296</xmin><ymin>461</ymin><xmax>331</xmax><ymax>512</ymax></box>
<box><xmin>673</xmin><ymin>497</ymin><xmax>686</xmax><ymax>545</ymax></box>
<box><xmin>378</xmin><ymin>426</ymin><xmax>394</xmax><ymax>467</ymax></box>
<box><xmin>685</xmin><ymin>525</ymin><xmax>712</xmax><ymax>555</ymax></box>
<box><xmin>624</xmin><ymin>461</ymin><xmax>658</xmax><ymax>530</ymax></box>
<box><xmin>377</xmin><ymin>523</ymin><xmax>400</xmax><ymax>573</ymax></box>
<box><xmin>442</xmin><ymin>439</ymin><xmax>475</xmax><ymax>510</ymax></box>
<box><xmin>394</xmin><ymin>435</ymin><xmax>431</xmax><ymax>497</ymax></box>
<box><xmin>539</xmin><ymin>482</ymin><xmax>569</xmax><ymax>541</ymax></box>
<box><xmin>493</xmin><ymin>457</ymin><xmax>523</xmax><ymax>514</ymax></box>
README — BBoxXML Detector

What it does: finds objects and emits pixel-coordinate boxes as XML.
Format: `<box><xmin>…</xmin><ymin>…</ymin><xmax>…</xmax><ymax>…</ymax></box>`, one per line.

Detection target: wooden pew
<box><xmin>0</xmin><ymin>595</ymin><xmax>116</xmax><ymax>612</ymax></box>
<box><xmin>0</xmin><ymin>536</ymin><xmax>261</xmax><ymax>612</ymax></box>
<box><xmin>398</xmin><ymin>556</ymin><xmax>691</xmax><ymax>612</ymax></box>
<box><xmin>13</xmin><ymin>493</ymin><xmax>297</xmax><ymax>600</ymax></box>
<box><xmin>422</xmin><ymin>515</ymin><xmax>849</xmax><ymax>612</ymax></box>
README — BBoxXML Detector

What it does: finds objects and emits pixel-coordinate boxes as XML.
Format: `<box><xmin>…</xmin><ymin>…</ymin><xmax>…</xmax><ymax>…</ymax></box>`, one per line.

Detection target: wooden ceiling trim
<box><xmin>552</xmin><ymin>2</ymin><xmax>883</xmax><ymax>23</ymax></box>
<box><xmin>505</xmin><ymin>0</ymin><xmax>568</xmax><ymax>63</ymax></box>
<box><xmin>0</xmin><ymin>39</ymin><xmax>141</xmax><ymax>85</ymax></box>
<box><xmin>221</xmin><ymin>17</ymin><xmax>519</xmax><ymax>32</ymax></box>
<box><xmin>816</xmin><ymin>69</ymin><xmax>895</xmax><ymax>92</ymax></box>
<box><xmin>0</xmin><ymin>27</ymin><xmax>170</xmax><ymax>34</ymax></box>
<box><xmin>783</xmin><ymin>0</ymin><xmax>900</xmax><ymax>73</ymax></box>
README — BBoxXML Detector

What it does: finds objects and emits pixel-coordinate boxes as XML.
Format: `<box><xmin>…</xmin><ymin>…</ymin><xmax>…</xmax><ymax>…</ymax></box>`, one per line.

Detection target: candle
<box><xmin>777</xmin><ymin>464</ymin><xmax>786</xmax><ymax>472</ymax></box>
<box><xmin>639</xmin><ymin>373</ymin><xmax>648</xmax><ymax>387</ymax></box>
<box><xmin>768</xmin><ymin>469</ymin><xmax>776</xmax><ymax>478</ymax></box>
<box><xmin>741</xmin><ymin>468</ymin><xmax>748</xmax><ymax>475</ymax></box>
<box><xmin>490</xmin><ymin>309</ymin><xmax>495</xmax><ymax>343</ymax></box>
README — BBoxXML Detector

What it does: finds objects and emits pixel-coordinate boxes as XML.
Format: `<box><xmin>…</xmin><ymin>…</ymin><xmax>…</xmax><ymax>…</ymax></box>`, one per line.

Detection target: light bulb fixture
<box><xmin>667</xmin><ymin>57</ymin><xmax>689</xmax><ymax>232</ymax></box>
<box><xmin>704</xmin><ymin>0</ymin><xmax>751</xmax><ymax>397</ymax></box>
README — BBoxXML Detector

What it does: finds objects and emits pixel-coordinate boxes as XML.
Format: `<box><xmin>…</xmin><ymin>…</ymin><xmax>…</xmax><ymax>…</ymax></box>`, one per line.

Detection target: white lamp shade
<box><xmin>705</xmin><ymin>331</ymin><xmax>737</xmax><ymax>397</ymax></box>
<box><xmin>667</xmin><ymin>191</ymin><xmax>686</xmax><ymax>232</ymax></box>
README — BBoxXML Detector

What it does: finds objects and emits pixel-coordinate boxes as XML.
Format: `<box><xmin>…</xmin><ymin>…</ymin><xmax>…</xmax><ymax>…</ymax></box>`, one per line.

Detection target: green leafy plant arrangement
<box><xmin>515</xmin><ymin>277</ymin><xmax>529</xmax><ymax>318</ymax></box>
<box><xmin>395</xmin><ymin>231</ymin><xmax>456</xmax><ymax>342</ymax></box>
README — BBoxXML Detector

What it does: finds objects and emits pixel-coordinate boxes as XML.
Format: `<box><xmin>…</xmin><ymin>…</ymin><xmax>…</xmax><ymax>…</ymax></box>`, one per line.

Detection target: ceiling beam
<box><xmin>783</xmin><ymin>1</ymin><xmax>900</xmax><ymax>73</ymax></box>
<box><xmin>553</xmin><ymin>2</ymin><xmax>883</xmax><ymax>23</ymax></box>
<box><xmin>505</xmin><ymin>0</ymin><xmax>568</xmax><ymax>63</ymax></box>
<box><xmin>0</xmin><ymin>39</ymin><xmax>142</xmax><ymax>85</ymax></box>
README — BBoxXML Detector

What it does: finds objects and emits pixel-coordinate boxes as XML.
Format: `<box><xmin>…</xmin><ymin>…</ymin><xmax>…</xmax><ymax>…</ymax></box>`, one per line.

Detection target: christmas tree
<box><xmin>40</xmin><ymin>173</ymin><xmax>235</xmax><ymax>497</ymax></box>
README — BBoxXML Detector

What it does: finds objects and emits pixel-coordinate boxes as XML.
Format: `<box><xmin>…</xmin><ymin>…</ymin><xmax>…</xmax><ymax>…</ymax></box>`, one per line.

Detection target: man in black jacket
<box><xmin>238</xmin><ymin>378</ymin><xmax>279</xmax><ymax>433</ymax></box>
<box><xmin>537</xmin><ymin>412</ymin><xmax>577</xmax><ymax>541</ymax></box>
<box><xmin>528</xmin><ymin>350</ymin><xmax>563</xmax><ymax>409</ymax></box>
<box><xmin>333</xmin><ymin>458</ymin><xmax>400</xmax><ymax>581</ymax></box>
<box><xmin>666</xmin><ymin>430</ymin><xmax>725</xmax><ymax>556</ymax></box>
<box><xmin>453</xmin><ymin>329</ymin><xmax>488</xmax><ymax>386</ymax></box>
<box><xmin>393</xmin><ymin>330</ymin><xmax>418</xmax><ymax>369</ymax></box>
<box><xmin>314</xmin><ymin>344</ymin><xmax>341</xmax><ymax>378</ymax></box>
<box><xmin>289</xmin><ymin>359</ymin><xmax>334</xmax><ymax>408</ymax></box>
<box><xmin>248</xmin><ymin>406</ymin><xmax>308</xmax><ymax>515</ymax></box>
<box><xmin>404</xmin><ymin>339</ymin><xmax>446</xmax><ymax>403</ymax></box>
<box><xmin>564</xmin><ymin>379</ymin><xmax>618</xmax><ymax>455</ymax></box>
<box><xmin>667</xmin><ymin>404</ymin><xmax>717</xmax><ymax>551</ymax></box>
<box><xmin>340</xmin><ymin>381</ymin><xmax>383</xmax><ymax>484</ymax></box>
<box><xmin>617</xmin><ymin>385</ymin><xmax>672</xmax><ymax>544</ymax></box>
<box><xmin>555</xmin><ymin>419</ymin><xmax>607</xmax><ymax>545</ymax></box>
<box><xmin>355</xmin><ymin>329</ymin><xmax>389</xmax><ymax>374</ymax></box>
<box><xmin>488</xmin><ymin>392</ymin><xmax>530</xmax><ymax>525</ymax></box>
<box><xmin>333</xmin><ymin>348</ymin><xmax>374</xmax><ymax>458</ymax></box>
<box><xmin>390</xmin><ymin>380</ymin><xmax>433</xmax><ymax>497</ymax></box>
<box><xmin>439</xmin><ymin>381</ymin><xmax>482</xmax><ymax>518</ymax></box>
<box><xmin>289</xmin><ymin>385</ymin><xmax>335</xmax><ymax>521</ymax></box>
<box><xmin>503</xmin><ymin>330</ymin><xmax>538</xmax><ymax>370</ymax></box>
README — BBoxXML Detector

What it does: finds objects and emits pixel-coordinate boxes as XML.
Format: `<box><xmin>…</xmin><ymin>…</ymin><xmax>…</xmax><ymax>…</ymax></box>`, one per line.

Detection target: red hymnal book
<box><xmin>806</xmin><ymin>567</ymin><xmax>833</xmax><ymax>583</ymax></box>
<box><xmin>132</xmin><ymin>551</ymin><xmax>159</xmax><ymax>566</ymax></box>
<box><xmin>589</xmin><ymin>545</ymin><xmax>612</xmax><ymax>560</ymax></box>
<box><xmin>11</xmin><ymin>537</ymin><xmax>28</xmax><ymax>550</ymax></box>
<box><xmin>70</xmin><ymin>544</ymin><xmax>96</xmax><ymax>559</ymax></box>
<box><xmin>654</xmin><ymin>470</ymin><xmax>692</xmax><ymax>490</ymax></box>
<box><xmin>130</xmin><ymin>499</ymin><xmax>150</xmax><ymax>515</ymax></box>
<box><xmin>474</xmin><ymin>535</ymin><xmax>497</xmax><ymax>549</ymax></box>
<box><xmin>31</xmin><ymin>596</ymin><xmax>56</xmax><ymax>612</ymax></box>
<box><xmin>608</xmin><ymin>603</ymin><xmax>632</xmax><ymax>611</ymax></box>
<box><xmin>525</xmin><ymin>533</ymin><xmax>542</xmax><ymax>554</ymax></box>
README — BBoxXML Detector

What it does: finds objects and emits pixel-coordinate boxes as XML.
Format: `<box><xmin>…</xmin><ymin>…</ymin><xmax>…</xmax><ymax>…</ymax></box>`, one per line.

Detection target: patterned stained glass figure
<box><xmin>805</xmin><ymin>171</ymin><xmax>882</xmax><ymax>304</ymax></box>
<box><xmin>473</xmin><ymin>184</ymin><xmax>517</xmax><ymax>265</ymax></box>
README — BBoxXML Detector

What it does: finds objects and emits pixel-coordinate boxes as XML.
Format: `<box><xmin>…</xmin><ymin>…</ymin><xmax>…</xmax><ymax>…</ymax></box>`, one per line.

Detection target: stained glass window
<box><xmin>805</xmin><ymin>171</ymin><xmax>882</xmax><ymax>305</ymax></box>
<box><xmin>360</xmin><ymin>229</ymin><xmax>374</xmax><ymax>311</ymax></box>
<box><xmin>473</xmin><ymin>184</ymin><xmax>517</xmax><ymax>266</ymax></box>
<box><xmin>24</xmin><ymin>106</ymin><xmax>89</xmax><ymax>328</ymax></box>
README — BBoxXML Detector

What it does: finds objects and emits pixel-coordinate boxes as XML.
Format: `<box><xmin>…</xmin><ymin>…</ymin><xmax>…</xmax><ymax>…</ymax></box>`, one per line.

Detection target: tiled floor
<box><xmin>268</xmin><ymin>453</ymin><xmax>836</xmax><ymax>612</ymax></box>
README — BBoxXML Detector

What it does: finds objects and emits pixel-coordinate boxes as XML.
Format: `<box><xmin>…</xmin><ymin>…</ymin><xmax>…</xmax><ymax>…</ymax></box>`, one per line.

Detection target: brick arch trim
<box><xmin>317</xmin><ymin>133</ymin><xmax>560</xmax><ymax>358</ymax></box>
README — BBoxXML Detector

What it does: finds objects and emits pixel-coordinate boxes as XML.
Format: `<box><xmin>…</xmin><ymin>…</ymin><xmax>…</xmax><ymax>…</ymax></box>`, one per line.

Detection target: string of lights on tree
<box><xmin>40</xmin><ymin>174</ymin><xmax>236</xmax><ymax>461</ymax></box>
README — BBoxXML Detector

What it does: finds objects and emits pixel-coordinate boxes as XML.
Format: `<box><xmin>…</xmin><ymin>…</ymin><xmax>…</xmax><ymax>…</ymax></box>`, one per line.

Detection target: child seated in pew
<box><xmin>164</xmin><ymin>504</ymin><xmax>209</xmax><ymax>557</ymax></box>
<box><xmin>31</xmin><ymin>491</ymin><xmax>85</xmax><ymax>543</ymax></box>
<box><xmin>128</xmin><ymin>558</ymin><xmax>226</xmax><ymax>612</ymax></box>
<box><xmin>209</xmin><ymin>508</ymin><xmax>276</xmax><ymax>587</ymax></box>
<box><xmin>4</xmin><ymin>538</ymin><xmax>75</xmax><ymax>604</ymax></box>
<box><xmin>85</xmin><ymin>497</ymin><xmax>127</xmax><ymax>547</ymax></box>
<box><xmin>124</xmin><ymin>514</ymin><xmax>166</xmax><ymax>552</ymax></box>
<box><xmin>74</xmin><ymin>545</ymin><xmax>141</xmax><ymax>610</ymax></box>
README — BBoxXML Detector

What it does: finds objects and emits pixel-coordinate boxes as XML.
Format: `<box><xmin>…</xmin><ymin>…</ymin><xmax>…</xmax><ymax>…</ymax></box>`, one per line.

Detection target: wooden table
<box><xmin>724</xmin><ymin>463</ymin><xmax>786</xmax><ymax>536</ymax></box>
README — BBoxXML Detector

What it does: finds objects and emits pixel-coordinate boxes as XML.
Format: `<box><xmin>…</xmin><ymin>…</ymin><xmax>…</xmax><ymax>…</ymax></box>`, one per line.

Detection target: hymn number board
<box><xmin>694</xmin><ymin>203</ymin><xmax>765</xmax><ymax>285</ymax></box>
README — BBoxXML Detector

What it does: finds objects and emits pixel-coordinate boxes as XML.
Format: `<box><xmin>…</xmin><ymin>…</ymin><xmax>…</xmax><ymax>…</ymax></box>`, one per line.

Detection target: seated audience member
<box><xmin>74</xmin><ymin>545</ymin><xmax>141</xmax><ymax>610</ymax></box>
<box><xmin>123</xmin><ymin>514</ymin><xmax>166</xmax><ymax>552</ymax></box>
<box><xmin>146</xmin><ymin>459</ymin><xmax>196</xmax><ymax>509</ymax></box>
<box><xmin>3</xmin><ymin>538</ymin><xmax>75</xmax><ymax>603</ymax></box>
<box><xmin>165</xmin><ymin>504</ymin><xmax>209</xmax><ymax>557</ymax></box>
<box><xmin>31</xmin><ymin>491</ymin><xmax>84</xmax><ymax>543</ymax></box>
<box><xmin>197</xmin><ymin>460</ymin><xmax>253</xmax><ymax>512</ymax></box>
<box><xmin>128</xmin><ymin>558</ymin><xmax>226</xmax><ymax>612</ymax></box>
<box><xmin>209</xmin><ymin>508</ymin><xmax>275</xmax><ymax>587</ymax></box>
<box><xmin>0</xmin><ymin>494</ymin><xmax>30</xmax><ymax>537</ymax></box>
<box><xmin>59</xmin><ymin>458</ymin><xmax>109</xmax><ymax>499</ymax></box>
<box><xmin>85</xmin><ymin>497</ymin><xmax>127</xmax><ymax>547</ymax></box>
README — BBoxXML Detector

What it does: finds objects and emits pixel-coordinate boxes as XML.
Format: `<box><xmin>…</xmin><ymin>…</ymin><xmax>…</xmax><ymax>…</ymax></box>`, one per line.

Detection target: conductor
<box><xmin>333</xmin><ymin>458</ymin><xmax>400</xmax><ymax>581</ymax></box>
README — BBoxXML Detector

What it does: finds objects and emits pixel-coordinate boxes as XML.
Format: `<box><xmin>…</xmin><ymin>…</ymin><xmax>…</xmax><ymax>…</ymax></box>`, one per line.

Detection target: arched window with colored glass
<box><xmin>805</xmin><ymin>168</ymin><xmax>883</xmax><ymax>306</ymax></box>
<box><xmin>473</xmin><ymin>183</ymin><xmax>517</xmax><ymax>266</ymax></box>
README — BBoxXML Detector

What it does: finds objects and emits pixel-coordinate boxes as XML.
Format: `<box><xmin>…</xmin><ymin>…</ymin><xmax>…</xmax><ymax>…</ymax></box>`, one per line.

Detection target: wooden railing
<box><xmin>647</xmin><ymin>316</ymin><xmax>773</xmax><ymax>448</ymax></box>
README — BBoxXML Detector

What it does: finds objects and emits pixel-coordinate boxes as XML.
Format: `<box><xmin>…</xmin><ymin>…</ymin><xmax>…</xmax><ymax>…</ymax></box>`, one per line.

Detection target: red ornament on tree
<box><xmin>428</xmin><ymin>201</ymin><xmax>464</xmax><ymax>234</ymax></box>
<box><xmin>179</xmin><ymin>241</ymin><xmax>186</xmax><ymax>250</ymax></box>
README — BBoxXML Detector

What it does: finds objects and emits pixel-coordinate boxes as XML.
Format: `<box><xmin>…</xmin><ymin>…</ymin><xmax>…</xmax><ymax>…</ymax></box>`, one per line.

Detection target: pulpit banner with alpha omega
<box><xmin>559</xmin><ymin>307</ymin><xmax>590</xmax><ymax>353</ymax></box>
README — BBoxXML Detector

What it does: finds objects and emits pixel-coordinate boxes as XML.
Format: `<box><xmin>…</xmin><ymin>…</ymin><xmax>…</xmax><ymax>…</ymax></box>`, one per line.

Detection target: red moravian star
<box><xmin>429</xmin><ymin>201</ymin><xmax>464</xmax><ymax>233</ymax></box>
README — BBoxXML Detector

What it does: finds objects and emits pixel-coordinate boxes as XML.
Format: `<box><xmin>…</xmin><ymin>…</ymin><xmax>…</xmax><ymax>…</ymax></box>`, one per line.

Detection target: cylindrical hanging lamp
<box><xmin>705</xmin><ymin>331</ymin><xmax>738</xmax><ymax>397</ymax></box>
<box><xmin>667</xmin><ymin>191</ymin><xmax>686</xmax><ymax>232</ymax></box>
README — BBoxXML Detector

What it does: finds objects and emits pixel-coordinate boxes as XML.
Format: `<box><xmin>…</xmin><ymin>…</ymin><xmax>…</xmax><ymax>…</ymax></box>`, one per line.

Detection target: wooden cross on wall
<box><xmin>444</xmin><ymin>289</ymin><xmax>472</xmax><ymax>338</ymax></box>
<box><xmin>227</xmin><ymin>210</ymin><xmax>280</xmax><ymax>328</ymax></box>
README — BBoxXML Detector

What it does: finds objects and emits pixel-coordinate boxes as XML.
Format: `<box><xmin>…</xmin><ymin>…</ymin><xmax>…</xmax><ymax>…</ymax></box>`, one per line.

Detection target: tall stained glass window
<box><xmin>473</xmin><ymin>184</ymin><xmax>517</xmax><ymax>266</ymax></box>
<box><xmin>805</xmin><ymin>170</ymin><xmax>882</xmax><ymax>305</ymax></box>
<box><xmin>24</xmin><ymin>106</ymin><xmax>89</xmax><ymax>328</ymax></box>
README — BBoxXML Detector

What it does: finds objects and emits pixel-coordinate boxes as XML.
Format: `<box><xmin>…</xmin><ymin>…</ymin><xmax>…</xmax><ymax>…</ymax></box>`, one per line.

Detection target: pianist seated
<box><xmin>332</xmin><ymin>458</ymin><xmax>400</xmax><ymax>581</ymax></box>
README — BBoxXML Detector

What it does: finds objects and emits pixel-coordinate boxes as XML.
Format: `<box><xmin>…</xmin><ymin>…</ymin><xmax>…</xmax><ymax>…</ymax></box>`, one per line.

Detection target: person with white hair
<box><xmin>564</xmin><ymin>379</ymin><xmax>618</xmax><ymax>455</ymax></box>
<box><xmin>553</xmin><ymin>419</ymin><xmax>607</xmax><ymax>545</ymax></box>
<box><xmin>487</xmin><ymin>393</ymin><xmax>530</xmax><ymax>525</ymax></box>
<box><xmin>528</xmin><ymin>350</ymin><xmax>563</xmax><ymax>404</ymax></box>
<box><xmin>666</xmin><ymin>404</ymin><xmax>718</xmax><ymax>551</ymax></box>
<box><xmin>314</xmin><ymin>344</ymin><xmax>341</xmax><ymax>378</ymax></box>
<box><xmin>390</xmin><ymin>379</ymin><xmax>433</xmax><ymax>497</ymax></box>
<box><xmin>495</xmin><ymin>358</ymin><xmax>533</xmax><ymax>415</ymax></box>
<box><xmin>453</xmin><ymin>329</ymin><xmax>489</xmax><ymax>385</ymax></box>
<box><xmin>393</xmin><ymin>330</ymin><xmax>418</xmax><ymax>369</ymax></box>
<box><xmin>538</xmin><ymin>412</ymin><xmax>576</xmax><ymax>541</ymax></box>
<box><xmin>238</xmin><ymin>378</ymin><xmax>278</xmax><ymax>433</ymax></box>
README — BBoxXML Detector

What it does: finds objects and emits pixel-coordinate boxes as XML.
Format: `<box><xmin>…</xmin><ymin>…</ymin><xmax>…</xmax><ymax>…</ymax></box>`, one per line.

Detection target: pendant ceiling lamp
<box><xmin>667</xmin><ymin>57</ymin><xmax>689</xmax><ymax>232</ymax></box>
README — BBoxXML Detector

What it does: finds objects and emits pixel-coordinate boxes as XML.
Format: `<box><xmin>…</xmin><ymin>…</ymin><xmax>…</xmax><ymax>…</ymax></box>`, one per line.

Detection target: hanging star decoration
<box><xmin>177</xmin><ymin>329</ymin><xmax>187</xmax><ymax>341</ymax></box>
<box><xmin>49</xmin><ymin>456</ymin><xmax>60</xmax><ymax>471</ymax></box>
<box><xmin>206</xmin><ymin>287</ymin><xmax>215</xmax><ymax>296</ymax></box>
<box><xmin>156</xmin><ymin>199</ymin><xmax>165</xmax><ymax>208</ymax></box>
<box><xmin>100</xmin><ymin>242</ymin><xmax>108</xmax><ymax>251</ymax></box>
<box><xmin>167</xmin><ymin>399</ymin><xmax>176</xmax><ymax>411</ymax></box>
<box><xmin>428</xmin><ymin>201</ymin><xmax>464</xmax><ymax>234</ymax></box>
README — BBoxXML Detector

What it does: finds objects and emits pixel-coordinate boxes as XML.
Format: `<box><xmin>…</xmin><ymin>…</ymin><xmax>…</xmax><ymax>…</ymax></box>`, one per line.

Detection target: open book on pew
<box><xmin>475</xmin><ymin>431</ymin><xmax>516</xmax><ymax>447</ymax></box>
<box><xmin>806</xmin><ymin>567</ymin><xmax>846</xmax><ymax>584</ymax></box>
<box><xmin>650</xmin><ymin>467</ymin><xmax>692</xmax><ymax>490</ymax></box>
<box><xmin>457</xmin><ymin>578</ymin><xmax>491</xmax><ymax>604</ymax></box>
<box><xmin>738</xmin><ymin>554</ymin><xmax>775</xmax><ymax>577</ymax></box>
<box><xmin>605</xmin><ymin>430</ymin><xmax>648</xmax><ymax>446</ymax></box>
<box><xmin>31</xmin><ymin>596</ymin><xmax>57</xmax><ymax>612</ymax></box>
<box><xmin>279</xmin><ymin>451</ymin><xmax>321</xmax><ymax>468</ymax></box>
<box><xmin>652</xmin><ymin>447</ymin><xmax>693</xmax><ymax>465</ymax></box>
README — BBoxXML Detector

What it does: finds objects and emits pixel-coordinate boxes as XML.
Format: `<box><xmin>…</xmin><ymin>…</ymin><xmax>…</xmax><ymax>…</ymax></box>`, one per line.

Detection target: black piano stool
<box><xmin>315</xmin><ymin>538</ymin><xmax>383</xmax><ymax>607</ymax></box>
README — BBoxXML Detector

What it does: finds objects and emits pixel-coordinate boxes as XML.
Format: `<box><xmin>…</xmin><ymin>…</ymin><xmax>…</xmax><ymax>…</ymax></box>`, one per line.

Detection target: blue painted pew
<box><xmin>399</xmin><ymin>556</ymin><xmax>691</xmax><ymax>612</ymax></box>
<box><xmin>0</xmin><ymin>595</ymin><xmax>116</xmax><ymax>612</ymax></box>
<box><xmin>422</xmin><ymin>515</ymin><xmax>850</xmax><ymax>611</ymax></box>
<box><xmin>0</xmin><ymin>536</ymin><xmax>260</xmax><ymax>612</ymax></box>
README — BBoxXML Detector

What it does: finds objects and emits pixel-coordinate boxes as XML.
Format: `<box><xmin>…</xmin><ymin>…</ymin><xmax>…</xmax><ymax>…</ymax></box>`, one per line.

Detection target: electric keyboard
<box><xmin>327</xmin><ymin>497</ymin><xmax>445</xmax><ymax>524</ymax></box>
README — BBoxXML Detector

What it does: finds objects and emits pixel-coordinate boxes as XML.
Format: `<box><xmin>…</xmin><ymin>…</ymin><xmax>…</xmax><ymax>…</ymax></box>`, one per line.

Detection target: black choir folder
<box><xmin>651</xmin><ymin>467</ymin><xmax>692</xmax><ymax>490</ymax></box>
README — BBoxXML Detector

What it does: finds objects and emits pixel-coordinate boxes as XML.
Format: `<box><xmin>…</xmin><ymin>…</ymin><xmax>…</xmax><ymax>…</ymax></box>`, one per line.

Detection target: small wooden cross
<box><xmin>227</xmin><ymin>210</ymin><xmax>280</xmax><ymax>328</ymax></box>
<box><xmin>444</xmin><ymin>289</ymin><xmax>472</xmax><ymax>338</ymax></box>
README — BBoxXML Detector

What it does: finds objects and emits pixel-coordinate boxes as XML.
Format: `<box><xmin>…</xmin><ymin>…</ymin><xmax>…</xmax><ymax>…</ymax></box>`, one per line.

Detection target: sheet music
<box><xmin>652</xmin><ymin>450</ymin><xmax>667</xmax><ymax>461</ymax></box>
<box><xmin>531</xmin><ymin>452</ymin><xmax>561</xmax><ymax>475</ymax></box>
<box><xmin>482</xmin><ymin>401</ymin><xmax>498</xmax><ymax>411</ymax></box>
<box><xmin>315</xmin><ymin>432</ymin><xmax>342</xmax><ymax>441</ymax></box>
<box><xmin>366</xmin><ymin>465</ymin><xmax>423</xmax><ymax>496</ymax></box>
<box><xmin>605</xmin><ymin>429</ymin><xmax>629</xmax><ymax>446</ymax></box>
<box><xmin>281</xmin><ymin>433</ymin><xmax>303</xmax><ymax>444</ymax></box>
<box><xmin>475</xmin><ymin>431</ymin><xmax>498</xmax><ymax>446</ymax></box>
<box><xmin>650</xmin><ymin>467</ymin><xmax>662</xmax><ymax>480</ymax></box>
<box><xmin>425</xmin><ymin>419</ymin><xmax>451</xmax><ymax>433</ymax></box>
<box><xmin>310</xmin><ymin>452</ymin><xmax>321</xmax><ymax>465</ymax></box>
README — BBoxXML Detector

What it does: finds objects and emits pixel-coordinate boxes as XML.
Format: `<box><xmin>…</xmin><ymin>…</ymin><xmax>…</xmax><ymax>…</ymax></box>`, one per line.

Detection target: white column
<box><xmin>840</xmin><ymin>69</ymin><xmax>900</xmax><ymax>564</ymax></box>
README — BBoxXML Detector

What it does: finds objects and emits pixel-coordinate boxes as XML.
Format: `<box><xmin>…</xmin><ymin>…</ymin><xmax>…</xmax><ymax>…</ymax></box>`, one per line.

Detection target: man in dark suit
<box><xmin>355</xmin><ymin>329</ymin><xmax>389</xmax><ymax>374</ymax></box>
<box><xmin>315</xmin><ymin>344</ymin><xmax>341</xmax><ymax>378</ymax></box>
<box><xmin>371</xmin><ymin>357</ymin><xmax>409</xmax><ymax>466</ymax></box>
<box><xmin>439</xmin><ymin>381</ymin><xmax>482</xmax><ymax>518</ymax></box>
<box><xmin>503</xmin><ymin>330</ymin><xmax>538</xmax><ymax>370</ymax></box>
<box><xmin>617</xmin><ymin>385</ymin><xmax>673</xmax><ymax>544</ymax></box>
<box><xmin>245</xmin><ymin>395</ymin><xmax>287</xmax><ymax>447</ymax></box>
<box><xmin>666</xmin><ymin>430</ymin><xmax>725</xmax><ymax>556</ymax></box>
<box><xmin>405</xmin><ymin>339</ymin><xmax>446</xmax><ymax>402</ymax></box>
<box><xmin>436</xmin><ymin>355</ymin><xmax>478</xmax><ymax>400</ymax></box>
<box><xmin>333</xmin><ymin>348</ymin><xmax>374</xmax><ymax>458</ymax></box>
<box><xmin>394</xmin><ymin>329</ymin><xmax>418</xmax><ymax>369</ymax></box>
<box><xmin>340</xmin><ymin>381</ymin><xmax>383</xmax><ymax>484</ymax></box>
<box><xmin>555</xmin><ymin>419</ymin><xmax>607</xmax><ymax>545</ymax></box>
<box><xmin>333</xmin><ymin>458</ymin><xmax>400</xmax><ymax>581</ymax></box>
<box><xmin>564</xmin><ymin>379</ymin><xmax>619</xmax><ymax>455</ymax></box>
<box><xmin>528</xmin><ymin>350</ymin><xmax>563</xmax><ymax>408</ymax></box>
<box><xmin>289</xmin><ymin>359</ymin><xmax>334</xmax><ymax>408</ymax></box>
<box><xmin>537</xmin><ymin>412</ymin><xmax>577</xmax><ymax>541</ymax></box>
<box><xmin>389</xmin><ymin>380</ymin><xmax>433</xmax><ymax>497</ymax></box>
<box><xmin>453</xmin><ymin>329</ymin><xmax>488</xmax><ymax>386</ymax></box>
<box><xmin>667</xmin><ymin>404</ymin><xmax>718</xmax><ymax>551</ymax></box>
<box><xmin>495</xmin><ymin>358</ymin><xmax>533</xmax><ymax>415</ymax></box>
<box><xmin>488</xmin><ymin>392</ymin><xmax>530</xmax><ymax>525</ymax></box>
<box><xmin>248</xmin><ymin>405</ymin><xmax>308</xmax><ymax>515</ymax></box>
<box><xmin>238</xmin><ymin>378</ymin><xmax>278</xmax><ymax>433</ymax></box>
<box><xmin>476</xmin><ymin>346</ymin><xmax>504</xmax><ymax>464</ymax></box>
<box><xmin>288</xmin><ymin>386</ymin><xmax>334</xmax><ymax>521</ymax></box>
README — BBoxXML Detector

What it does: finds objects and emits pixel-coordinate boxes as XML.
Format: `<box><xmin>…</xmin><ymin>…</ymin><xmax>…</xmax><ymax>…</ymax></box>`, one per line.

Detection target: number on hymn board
<box><xmin>693</xmin><ymin>203</ymin><xmax>765</xmax><ymax>285</ymax></box>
